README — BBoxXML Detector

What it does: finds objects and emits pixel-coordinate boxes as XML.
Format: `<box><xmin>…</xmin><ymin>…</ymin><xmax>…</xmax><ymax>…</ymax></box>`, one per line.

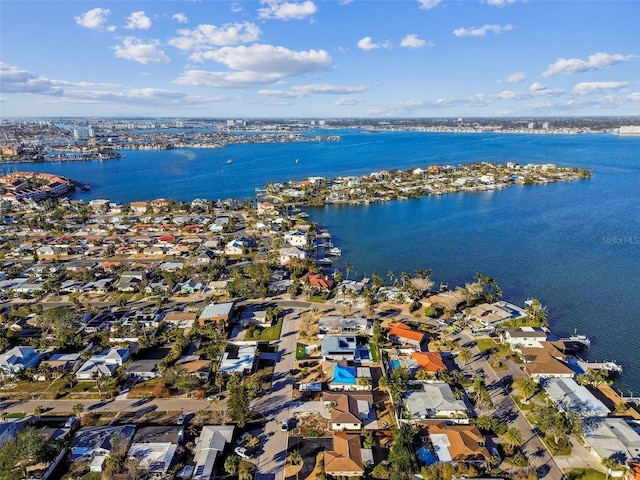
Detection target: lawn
<box><xmin>254</xmin><ymin>319</ymin><xmax>283</xmax><ymax>341</ymax></box>
<box><xmin>475</xmin><ymin>338</ymin><xmax>498</xmax><ymax>353</ymax></box>
<box><xmin>567</xmin><ymin>469</ymin><xmax>607</xmax><ymax>480</ymax></box>
<box><xmin>296</xmin><ymin>345</ymin><xmax>307</xmax><ymax>359</ymax></box>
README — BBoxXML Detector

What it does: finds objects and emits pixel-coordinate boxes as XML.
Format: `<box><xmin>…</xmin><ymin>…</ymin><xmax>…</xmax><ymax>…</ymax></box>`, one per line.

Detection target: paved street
<box><xmin>252</xmin><ymin>307</ymin><xmax>300</xmax><ymax>480</ymax></box>
<box><xmin>458</xmin><ymin>331</ymin><xmax>566</xmax><ymax>480</ymax></box>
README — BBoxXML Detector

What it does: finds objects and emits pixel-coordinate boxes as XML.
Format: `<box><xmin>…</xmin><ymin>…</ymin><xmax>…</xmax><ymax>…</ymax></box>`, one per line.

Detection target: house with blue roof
<box><xmin>0</xmin><ymin>346</ymin><xmax>41</xmax><ymax>376</ymax></box>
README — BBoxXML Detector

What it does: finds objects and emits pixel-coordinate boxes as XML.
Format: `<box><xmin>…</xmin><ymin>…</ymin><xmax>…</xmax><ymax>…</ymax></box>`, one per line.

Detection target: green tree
<box><xmin>514</xmin><ymin>377</ymin><xmax>538</xmax><ymax>401</ymax></box>
<box><xmin>457</xmin><ymin>347</ymin><xmax>472</xmax><ymax>365</ymax></box>
<box><xmin>238</xmin><ymin>460</ymin><xmax>254</xmax><ymax>480</ymax></box>
<box><xmin>503</xmin><ymin>427</ymin><xmax>524</xmax><ymax>455</ymax></box>
<box><xmin>224</xmin><ymin>455</ymin><xmax>239</xmax><ymax>475</ymax></box>
<box><xmin>72</xmin><ymin>402</ymin><xmax>85</xmax><ymax>417</ymax></box>
<box><xmin>0</xmin><ymin>427</ymin><xmax>57</xmax><ymax>480</ymax></box>
<box><xmin>228</xmin><ymin>379</ymin><xmax>249</xmax><ymax>427</ymax></box>
<box><xmin>388</xmin><ymin>423</ymin><xmax>420</xmax><ymax>480</ymax></box>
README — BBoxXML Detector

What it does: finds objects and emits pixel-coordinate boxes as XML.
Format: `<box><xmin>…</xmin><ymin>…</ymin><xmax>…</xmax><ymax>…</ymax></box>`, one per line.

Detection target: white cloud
<box><xmin>417</xmin><ymin>0</ymin><xmax>442</xmax><ymax>10</ymax></box>
<box><xmin>400</xmin><ymin>34</ymin><xmax>426</xmax><ymax>49</ymax></box>
<box><xmin>172</xmin><ymin>13</ymin><xmax>188</xmax><ymax>24</ymax></box>
<box><xmin>197</xmin><ymin>44</ymin><xmax>331</xmax><ymax>74</ymax></box>
<box><xmin>357</xmin><ymin>36</ymin><xmax>392</xmax><ymax>51</ymax></box>
<box><xmin>125</xmin><ymin>11</ymin><xmax>151</xmax><ymax>30</ymax></box>
<box><xmin>174</xmin><ymin>70</ymin><xmax>283</xmax><ymax>88</ymax></box>
<box><xmin>259</xmin><ymin>83</ymin><xmax>368</xmax><ymax>98</ymax></box>
<box><xmin>175</xmin><ymin>44</ymin><xmax>331</xmax><ymax>88</ymax></box>
<box><xmin>453</xmin><ymin>24</ymin><xmax>513</xmax><ymax>37</ymax></box>
<box><xmin>335</xmin><ymin>96</ymin><xmax>363</xmax><ymax>105</ymax></box>
<box><xmin>572</xmin><ymin>81</ymin><xmax>629</xmax><ymax>95</ymax></box>
<box><xmin>113</xmin><ymin>37</ymin><xmax>170</xmax><ymax>64</ymax></box>
<box><xmin>499</xmin><ymin>72</ymin><xmax>527</xmax><ymax>83</ymax></box>
<box><xmin>0</xmin><ymin>63</ymin><xmax>62</xmax><ymax>94</ymax></box>
<box><xmin>487</xmin><ymin>0</ymin><xmax>518</xmax><ymax>7</ymax></box>
<box><xmin>629</xmin><ymin>92</ymin><xmax>640</xmax><ymax>102</ymax></box>
<box><xmin>542</xmin><ymin>52</ymin><xmax>636</xmax><ymax>77</ymax></box>
<box><xmin>169</xmin><ymin>22</ymin><xmax>261</xmax><ymax>51</ymax></box>
<box><xmin>230</xmin><ymin>3</ymin><xmax>244</xmax><ymax>13</ymax></box>
<box><xmin>258</xmin><ymin>1</ymin><xmax>317</xmax><ymax>20</ymax></box>
<box><xmin>74</xmin><ymin>8</ymin><xmax>115</xmax><ymax>31</ymax></box>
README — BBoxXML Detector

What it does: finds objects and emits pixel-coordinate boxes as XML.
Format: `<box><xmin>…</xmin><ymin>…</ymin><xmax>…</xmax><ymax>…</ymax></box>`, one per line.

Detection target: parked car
<box><xmin>281</xmin><ymin>419</ymin><xmax>289</xmax><ymax>431</ymax></box>
<box><xmin>177</xmin><ymin>413</ymin><xmax>187</xmax><ymax>425</ymax></box>
<box><xmin>235</xmin><ymin>446</ymin><xmax>250</xmax><ymax>459</ymax></box>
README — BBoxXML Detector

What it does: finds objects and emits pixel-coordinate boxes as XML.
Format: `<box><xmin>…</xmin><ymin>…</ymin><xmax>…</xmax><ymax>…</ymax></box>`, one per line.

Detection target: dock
<box><xmin>578</xmin><ymin>359</ymin><xmax>623</xmax><ymax>374</ymax></box>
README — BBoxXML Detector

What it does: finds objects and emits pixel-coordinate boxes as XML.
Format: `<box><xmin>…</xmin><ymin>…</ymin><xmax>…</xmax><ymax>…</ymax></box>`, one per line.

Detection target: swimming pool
<box><xmin>390</xmin><ymin>359</ymin><xmax>401</xmax><ymax>370</ymax></box>
<box><xmin>417</xmin><ymin>446</ymin><xmax>437</xmax><ymax>465</ymax></box>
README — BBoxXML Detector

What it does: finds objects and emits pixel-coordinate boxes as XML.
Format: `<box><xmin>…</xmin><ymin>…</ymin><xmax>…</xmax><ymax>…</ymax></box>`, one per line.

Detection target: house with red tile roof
<box><xmin>411</xmin><ymin>351</ymin><xmax>447</xmax><ymax>373</ymax></box>
<box><xmin>386</xmin><ymin>322</ymin><xmax>427</xmax><ymax>348</ymax></box>
<box><xmin>416</xmin><ymin>421</ymin><xmax>491</xmax><ymax>466</ymax></box>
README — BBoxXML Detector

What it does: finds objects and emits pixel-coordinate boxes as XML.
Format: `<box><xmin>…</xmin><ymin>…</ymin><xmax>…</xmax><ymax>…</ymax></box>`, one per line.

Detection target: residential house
<box><xmin>541</xmin><ymin>377</ymin><xmax>609</xmax><ymax>418</ymax></box>
<box><xmin>76</xmin><ymin>347</ymin><xmax>130</xmax><ymax>380</ymax></box>
<box><xmin>323</xmin><ymin>392</ymin><xmax>375</xmax><ymax>430</ymax></box>
<box><xmin>321</xmin><ymin>336</ymin><xmax>359</xmax><ymax>362</ymax></box>
<box><xmin>178</xmin><ymin>359</ymin><xmax>213</xmax><ymax>381</ymax></box>
<box><xmin>386</xmin><ymin>322</ymin><xmax>427</xmax><ymax>349</ymax></box>
<box><xmin>127</xmin><ymin>426</ymin><xmax>184</xmax><ymax>479</ymax></box>
<box><xmin>278</xmin><ymin>246</ymin><xmax>307</xmax><ymax>265</ymax></box>
<box><xmin>303</xmin><ymin>273</ymin><xmax>335</xmax><ymax>293</ymax></box>
<box><xmin>318</xmin><ymin>316</ymin><xmax>370</xmax><ymax>337</ymax></box>
<box><xmin>411</xmin><ymin>352</ymin><xmax>448</xmax><ymax>374</ymax></box>
<box><xmin>501</xmin><ymin>327</ymin><xmax>549</xmax><ymax>351</ymax></box>
<box><xmin>116</xmin><ymin>271</ymin><xmax>146</xmax><ymax>292</ymax></box>
<box><xmin>0</xmin><ymin>346</ymin><xmax>42</xmax><ymax>376</ymax></box>
<box><xmin>284</xmin><ymin>230</ymin><xmax>309</xmax><ymax>247</ymax></box>
<box><xmin>584</xmin><ymin>418</ymin><xmax>640</xmax><ymax>469</ymax></box>
<box><xmin>219</xmin><ymin>344</ymin><xmax>256</xmax><ymax>375</ymax></box>
<box><xmin>416</xmin><ymin>421</ymin><xmax>491</xmax><ymax>466</ymax></box>
<box><xmin>402</xmin><ymin>382</ymin><xmax>468</xmax><ymax>424</ymax></box>
<box><xmin>469</xmin><ymin>301</ymin><xmax>527</xmax><ymax>327</ymax></box>
<box><xmin>69</xmin><ymin>425</ymin><xmax>136</xmax><ymax>464</ymax></box>
<box><xmin>191</xmin><ymin>425</ymin><xmax>235</xmax><ymax>480</ymax></box>
<box><xmin>521</xmin><ymin>342</ymin><xmax>574</xmax><ymax>380</ymax></box>
<box><xmin>198</xmin><ymin>302</ymin><xmax>234</xmax><ymax>326</ymax></box>
<box><xmin>127</xmin><ymin>358</ymin><xmax>161</xmax><ymax>381</ymax></box>
<box><xmin>328</xmin><ymin>363</ymin><xmax>372</xmax><ymax>392</ymax></box>
<box><xmin>324</xmin><ymin>432</ymin><xmax>365</xmax><ymax>478</ymax></box>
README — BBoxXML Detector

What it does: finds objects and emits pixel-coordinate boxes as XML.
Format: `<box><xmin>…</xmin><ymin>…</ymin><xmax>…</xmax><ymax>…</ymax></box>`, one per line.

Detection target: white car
<box><xmin>235</xmin><ymin>446</ymin><xmax>250</xmax><ymax>459</ymax></box>
<box><xmin>281</xmin><ymin>419</ymin><xmax>289</xmax><ymax>431</ymax></box>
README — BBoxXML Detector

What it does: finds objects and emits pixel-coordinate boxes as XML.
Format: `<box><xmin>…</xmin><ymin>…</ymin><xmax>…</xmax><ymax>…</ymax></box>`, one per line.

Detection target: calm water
<box><xmin>5</xmin><ymin>130</ymin><xmax>640</xmax><ymax>392</ymax></box>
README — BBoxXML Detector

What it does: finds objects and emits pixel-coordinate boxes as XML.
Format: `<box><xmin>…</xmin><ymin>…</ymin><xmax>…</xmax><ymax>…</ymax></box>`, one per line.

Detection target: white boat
<box><xmin>227</xmin><ymin>159</ymin><xmax>233</xmax><ymax>164</ymax></box>
<box><xmin>328</xmin><ymin>247</ymin><xmax>342</xmax><ymax>256</ymax></box>
<box><xmin>317</xmin><ymin>257</ymin><xmax>333</xmax><ymax>266</ymax></box>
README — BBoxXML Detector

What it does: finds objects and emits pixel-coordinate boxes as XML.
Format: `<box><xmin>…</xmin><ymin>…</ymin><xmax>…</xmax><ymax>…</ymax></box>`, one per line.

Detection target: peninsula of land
<box><xmin>0</xmin><ymin>163</ymin><xmax>636</xmax><ymax>480</ymax></box>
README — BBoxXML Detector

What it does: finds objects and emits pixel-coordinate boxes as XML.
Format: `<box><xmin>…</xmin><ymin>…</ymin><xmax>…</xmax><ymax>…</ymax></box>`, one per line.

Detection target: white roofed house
<box><xmin>127</xmin><ymin>426</ymin><xmax>185</xmax><ymax>479</ymax></box>
<box><xmin>279</xmin><ymin>246</ymin><xmax>307</xmax><ymax>265</ymax></box>
<box><xmin>401</xmin><ymin>382</ymin><xmax>468</xmax><ymax>424</ymax></box>
<box><xmin>76</xmin><ymin>347</ymin><xmax>130</xmax><ymax>380</ymax></box>
<box><xmin>583</xmin><ymin>418</ymin><xmax>640</xmax><ymax>472</ymax></box>
<box><xmin>191</xmin><ymin>425</ymin><xmax>235</xmax><ymax>480</ymax></box>
<box><xmin>0</xmin><ymin>345</ymin><xmax>42</xmax><ymax>377</ymax></box>
<box><xmin>541</xmin><ymin>377</ymin><xmax>610</xmax><ymax>418</ymax></box>
<box><xmin>284</xmin><ymin>230</ymin><xmax>309</xmax><ymax>247</ymax></box>
<box><xmin>501</xmin><ymin>327</ymin><xmax>548</xmax><ymax>351</ymax></box>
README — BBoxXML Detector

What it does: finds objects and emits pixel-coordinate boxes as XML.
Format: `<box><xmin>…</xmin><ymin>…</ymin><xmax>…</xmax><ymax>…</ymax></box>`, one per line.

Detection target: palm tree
<box><xmin>345</xmin><ymin>263</ymin><xmax>353</xmax><ymax>279</ymax></box>
<box><xmin>72</xmin><ymin>402</ymin><xmax>85</xmax><ymax>418</ymax></box>
<box><xmin>33</xmin><ymin>405</ymin><xmax>45</xmax><ymax>419</ymax></box>
<box><xmin>601</xmin><ymin>457</ymin><xmax>626</xmax><ymax>480</ymax></box>
<box><xmin>238</xmin><ymin>461</ymin><xmax>254</xmax><ymax>480</ymax></box>
<box><xmin>457</xmin><ymin>347</ymin><xmax>472</xmax><ymax>365</ymax></box>
<box><xmin>503</xmin><ymin>427</ymin><xmax>523</xmax><ymax>455</ymax></box>
<box><xmin>514</xmin><ymin>377</ymin><xmax>538</xmax><ymax>402</ymax></box>
<box><xmin>224</xmin><ymin>455</ymin><xmax>239</xmax><ymax>475</ymax></box>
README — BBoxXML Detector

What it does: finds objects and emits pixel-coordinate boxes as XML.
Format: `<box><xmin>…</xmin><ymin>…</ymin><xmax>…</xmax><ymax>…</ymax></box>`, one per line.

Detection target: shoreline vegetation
<box><xmin>262</xmin><ymin>162</ymin><xmax>591</xmax><ymax>207</ymax></box>
<box><xmin>1</xmin><ymin>116</ymin><xmax>639</xmax><ymax>163</ymax></box>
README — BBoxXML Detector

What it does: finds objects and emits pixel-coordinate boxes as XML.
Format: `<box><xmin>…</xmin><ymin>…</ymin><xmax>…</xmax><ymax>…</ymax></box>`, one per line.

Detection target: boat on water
<box><xmin>317</xmin><ymin>257</ymin><xmax>333</xmax><ymax>266</ymax></box>
<box><xmin>328</xmin><ymin>247</ymin><xmax>342</xmax><ymax>256</ymax></box>
<box><xmin>227</xmin><ymin>159</ymin><xmax>233</xmax><ymax>164</ymax></box>
<box><xmin>295</xmin><ymin>158</ymin><xmax>300</xmax><ymax>163</ymax></box>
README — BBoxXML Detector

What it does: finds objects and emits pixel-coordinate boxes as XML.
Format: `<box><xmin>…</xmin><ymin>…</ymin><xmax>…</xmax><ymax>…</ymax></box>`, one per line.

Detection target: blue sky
<box><xmin>1</xmin><ymin>0</ymin><xmax>639</xmax><ymax>118</ymax></box>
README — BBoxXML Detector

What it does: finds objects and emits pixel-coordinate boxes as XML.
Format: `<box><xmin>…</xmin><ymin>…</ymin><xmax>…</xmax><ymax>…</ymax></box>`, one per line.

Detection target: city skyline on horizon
<box><xmin>1</xmin><ymin>0</ymin><xmax>639</xmax><ymax>118</ymax></box>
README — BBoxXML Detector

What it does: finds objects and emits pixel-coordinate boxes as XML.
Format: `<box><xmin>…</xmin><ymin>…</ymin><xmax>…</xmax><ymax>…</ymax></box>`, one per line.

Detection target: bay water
<box><xmin>5</xmin><ymin>129</ymin><xmax>640</xmax><ymax>392</ymax></box>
